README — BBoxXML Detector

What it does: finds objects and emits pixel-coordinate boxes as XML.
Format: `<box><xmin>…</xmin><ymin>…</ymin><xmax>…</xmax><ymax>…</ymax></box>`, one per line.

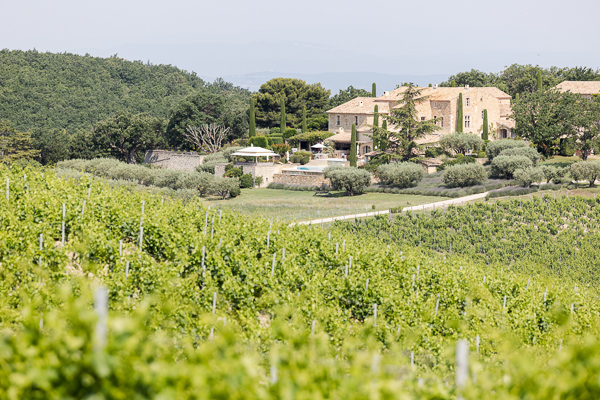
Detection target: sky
<box><xmin>3</xmin><ymin>0</ymin><xmax>600</xmax><ymax>91</ymax></box>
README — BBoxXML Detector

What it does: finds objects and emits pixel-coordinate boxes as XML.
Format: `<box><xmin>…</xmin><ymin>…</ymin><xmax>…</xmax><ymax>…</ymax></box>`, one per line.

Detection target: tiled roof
<box><xmin>326</xmin><ymin>131</ymin><xmax>352</xmax><ymax>143</ymax></box>
<box><xmin>554</xmin><ymin>81</ymin><xmax>600</xmax><ymax>95</ymax></box>
<box><xmin>326</xmin><ymin>97</ymin><xmax>389</xmax><ymax>114</ymax></box>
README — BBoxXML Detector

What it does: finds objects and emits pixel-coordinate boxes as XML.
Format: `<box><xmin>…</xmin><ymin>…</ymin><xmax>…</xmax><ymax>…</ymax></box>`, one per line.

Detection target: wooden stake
<box><xmin>94</xmin><ymin>287</ymin><xmax>108</xmax><ymax>352</ymax></box>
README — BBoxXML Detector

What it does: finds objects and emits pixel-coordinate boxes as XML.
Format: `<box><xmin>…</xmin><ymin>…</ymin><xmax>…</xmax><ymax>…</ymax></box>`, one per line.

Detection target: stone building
<box><xmin>325</xmin><ymin>85</ymin><xmax>515</xmax><ymax>156</ymax></box>
<box><xmin>555</xmin><ymin>81</ymin><xmax>600</xmax><ymax>99</ymax></box>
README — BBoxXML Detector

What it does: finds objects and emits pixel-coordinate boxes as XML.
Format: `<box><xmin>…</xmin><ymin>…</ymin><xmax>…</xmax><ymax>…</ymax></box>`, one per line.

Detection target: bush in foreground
<box><xmin>377</xmin><ymin>162</ymin><xmax>424</xmax><ymax>188</ymax></box>
<box><xmin>491</xmin><ymin>155</ymin><xmax>533</xmax><ymax>179</ymax></box>
<box><xmin>324</xmin><ymin>166</ymin><xmax>370</xmax><ymax>196</ymax></box>
<box><xmin>498</xmin><ymin>146</ymin><xmax>541</xmax><ymax>165</ymax></box>
<box><xmin>442</xmin><ymin>163</ymin><xmax>487</xmax><ymax>187</ymax></box>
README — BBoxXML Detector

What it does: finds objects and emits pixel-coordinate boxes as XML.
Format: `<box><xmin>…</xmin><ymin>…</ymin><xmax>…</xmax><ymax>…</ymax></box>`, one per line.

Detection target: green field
<box><xmin>207</xmin><ymin>188</ymin><xmax>447</xmax><ymax>221</ymax></box>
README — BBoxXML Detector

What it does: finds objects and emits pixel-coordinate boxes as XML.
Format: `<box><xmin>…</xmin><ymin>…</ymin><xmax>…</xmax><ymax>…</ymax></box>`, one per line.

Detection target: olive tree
<box><xmin>570</xmin><ymin>161</ymin><xmax>600</xmax><ymax>187</ymax></box>
<box><xmin>439</xmin><ymin>133</ymin><xmax>484</xmax><ymax>155</ymax></box>
<box><xmin>324</xmin><ymin>166</ymin><xmax>371</xmax><ymax>196</ymax></box>
<box><xmin>377</xmin><ymin>162</ymin><xmax>424</xmax><ymax>188</ymax></box>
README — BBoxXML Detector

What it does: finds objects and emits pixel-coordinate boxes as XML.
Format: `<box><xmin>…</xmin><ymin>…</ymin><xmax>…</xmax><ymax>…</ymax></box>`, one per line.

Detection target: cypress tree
<box><xmin>482</xmin><ymin>109</ymin><xmax>489</xmax><ymax>141</ymax></box>
<box><xmin>372</xmin><ymin>83</ymin><xmax>376</xmax><ymax>97</ymax></box>
<box><xmin>381</xmin><ymin>120</ymin><xmax>387</xmax><ymax>151</ymax></box>
<box><xmin>349</xmin><ymin>123</ymin><xmax>357</xmax><ymax>167</ymax></box>
<box><xmin>456</xmin><ymin>93</ymin><xmax>464</xmax><ymax>133</ymax></box>
<box><xmin>451</xmin><ymin>80</ymin><xmax>457</xmax><ymax>87</ymax></box>
<box><xmin>428</xmin><ymin>83</ymin><xmax>432</xmax><ymax>87</ymax></box>
<box><xmin>249</xmin><ymin>97</ymin><xmax>256</xmax><ymax>137</ymax></box>
<box><xmin>372</xmin><ymin>105</ymin><xmax>379</xmax><ymax>150</ymax></box>
<box><xmin>536</xmin><ymin>70</ymin><xmax>543</xmax><ymax>92</ymax></box>
<box><xmin>280</xmin><ymin>97</ymin><xmax>286</xmax><ymax>134</ymax></box>
<box><xmin>302</xmin><ymin>105</ymin><xmax>307</xmax><ymax>133</ymax></box>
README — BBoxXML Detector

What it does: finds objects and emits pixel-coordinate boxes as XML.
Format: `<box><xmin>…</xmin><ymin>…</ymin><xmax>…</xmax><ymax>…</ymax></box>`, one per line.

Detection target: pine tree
<box><xmin>349</xmin><ymin>123</ymin><xmax>357</xmax><ymax>167</ymax></box>
<box><xmin>372</xmin><ymin>83</ymin><xmax>376</xmax><ymax>97</ymax></box>
<box><xmin>537</xmin><ymin>70</ymin><xmax>543</xmax><ymax>92</ymax></box>
<box><xmin>372</xmin><ymin>105</ymin><xmax>379</xmax><ymax>150</ymax></box>
<box><xmin>456</xmin><ymin>93</ymin><xmax>464</xmax><ymax>133</ymax></box>
<box><xmin>482</xmin><ymin>109</ymin><xmax>489</xmax><ymax>141</ymax></box>
<box><xmin>249</xmin><ymin>97</ymin><xmax>256</xmax><ymax>137</ymax></box>
<box><xmin>280</xmin><ymin>98</ymin><xmax>286</xmax><ymax>134</ymax></box>
<box><xmin>451</xmin><ymin>80</ymin><xmax>457</xmax><ymax>87</ymax></box>
<box><xmin>302</xmin><ymin>106</ymin><xmax>307</xmax><ymax>133</ymax></box>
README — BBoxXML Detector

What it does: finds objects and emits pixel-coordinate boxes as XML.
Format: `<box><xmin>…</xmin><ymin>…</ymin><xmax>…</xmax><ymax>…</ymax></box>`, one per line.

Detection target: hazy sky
<box><xmin>3</xmin><ymin>0</ymin><xmax>600</xmax><ymax>82</ymax></box>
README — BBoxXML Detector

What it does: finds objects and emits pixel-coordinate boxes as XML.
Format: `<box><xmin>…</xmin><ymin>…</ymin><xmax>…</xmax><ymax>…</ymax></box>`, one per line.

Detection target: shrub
<box><xmin>269</xmin><ymin>127</ymin><xmax>280</xmax><ymax>135</ymax></box>
<box><xmin>249</xmin><ymin>136</ymin><xmax>273</xmax><ymax>149</ymax></box>
<box><xmin>513</xmin><ymin>167</ymin><xmax>545</xmax><ymax>188</ymax></box>
<box><xmin>272</xmin><ymin>137</ymin><xmax>284</xmax><ymax>145</ymax></box>
<box><xmin>153</xmin><ymin>169</ymin><xmax>181</xmax><ymax>189</ymax></box>
<box><xmin>424</xmin><ymin>147</ymin><xmax>447</xmax><ymax>158</ymax></box>
<box><xmin>272</xmin><ymin>143</ymin><xmax>291</xmax><ymax>157</ymax></box>
<box><xmin>283</xmin><ymin>128</ymin><xmax>298</xmax><ymax>139</ymax></box>
<box><xmin>239</xmin><ymin>174</ymin><xmax>254</xmax><ymax>188</ymax></box>
<box><xmin>439</xmin><ymin>133</ymin><xmax>484</xmax><ymax>155</ymax></box>
<box><xmin>377</xmin><ymin>162</ymin><xmax>424</xmax><ymax>188</ymax></box>
<box><xmin>539</xmin><ymin>165</ymin><xmax>566</xmax><ymax>184</ymax></box>
<box><xmin>254</xmin><ymin>176</ymin><xmax>263</xmax><ymax>186</ymax></box>
<box><xmin>229</xmin><ymin>185</ymin><xmax>241</xmax><ymax>198</ymax></box>
<box><xmin>198</xmin><ymin>153</ymin><xmax>227</xmax><ymax>174</ymax></box>
<box><xmin>560</xmin><ymin>138</ymin><xmax>576</xmax><ymax>157</ymax></box>
<box><xmin>486</xmin><ymin>140</ymin><xmax>527</xmax><ymax>160</ymax></box>
<box><xmin>570</xmin><ymin>161</ymin><xmax>600</xmax><ymax>187</ymax></box>
<box><xmin>176</xmin><ymin>171</ymin><xmax>214</xmax><ymax>196</ymax></box>
<box><xmin>224</xmin><ymin>167</ymin><xmax>243</xmax><ymax>178</ymax></box>
<box><xmin>498</xmin><ymin>147</ymin><xmax>541</xmax><ymax>165</ymax></box>
<box><xmin>442</xmin><ymin>163</ymin><xmax>487</xmax><ymax>187</ymax></box>
<box><xmin>323</xmin><ymin>166</ymin><xmax>371</xmax><ymax>196</ymax></box>
<box><xmin>491</xmin><ymin>155</ymin><xmax>533</xmax><ymax>179</ymax></box>
<box><xmin>437</xmin><ymin>154</ymin><xmax>476</xmax><ymax>171</ymax></box>
<box><xmin>288</xmin><ymin>131</ymin><xmax>334</xmax><ymax>148</ymax></box>
<box><xmin>212</xmin><ymin>177</ymin><xmax>240</xmax><ymax>199</ymax></box>
<box><xmin>477</xmin><ymin>151</ymin><xmax>486</xmax><ymax>158</ymax></box>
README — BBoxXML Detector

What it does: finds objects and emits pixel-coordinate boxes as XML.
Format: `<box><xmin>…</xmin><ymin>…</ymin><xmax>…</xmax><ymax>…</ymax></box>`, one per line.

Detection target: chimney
<box><xmin>465</xmin><ymin>85</ymin><xmax>469</xmax><ymax>89</ymax></box>
<box><xmin>433</xmin><ymin>84</ymin><xmax>438</xmax><ymax>89</ymax></box>
<box><xmin>383</xmin><ymin>91</ymin><xmax>389</xmax><ymax>96</ymax></box>
<box><xmin>359</xmin><ymin>100</ymin><xmax>364</xmax><ymax>106</ymax></box>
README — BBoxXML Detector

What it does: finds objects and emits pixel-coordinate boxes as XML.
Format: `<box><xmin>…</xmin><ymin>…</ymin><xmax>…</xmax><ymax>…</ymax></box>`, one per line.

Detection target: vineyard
<box><xmin>334</xmin><ymin>194</ymin><xmax>600</xmax><ymax>285</ymax></box>
<box><xmin>1</xmin><ymin>165</ymin><xmax>600</xmax><ymax>398</ymax></box>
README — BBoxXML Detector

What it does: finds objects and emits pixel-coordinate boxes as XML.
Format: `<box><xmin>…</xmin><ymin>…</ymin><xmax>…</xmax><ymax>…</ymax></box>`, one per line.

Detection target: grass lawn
<box><xmin>539</xmin><ymin>155</ymin><xmax>581</xmax><ymax>168</ymax></box>
<box><xmin>205</xmin><ymin>189</ymin><xmax>448</xmax><ymax>221</ymax></box>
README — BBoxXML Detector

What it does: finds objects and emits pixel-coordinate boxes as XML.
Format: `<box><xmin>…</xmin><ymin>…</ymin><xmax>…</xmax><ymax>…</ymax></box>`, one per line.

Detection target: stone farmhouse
<box><xmin>555</xmin><ymin>81</ymin><xmax>600</xmax><ymax>99</ymax></box>
<box><xmin>325</xmin><ymin>85</ymin><xmax>514</xmax><ymax>157</ymax></box>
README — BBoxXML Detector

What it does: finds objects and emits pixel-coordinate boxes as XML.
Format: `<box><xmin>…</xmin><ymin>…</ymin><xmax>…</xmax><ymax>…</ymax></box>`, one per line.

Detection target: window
<box><xmin>464</xmin><ymin>115</ymin><xmax>471</xmax><ymax>128</ymax></box>
<box><xmin>337</xmin><ymin>116</ymin><xmax>340</xmax><ymax>126</ymax></box>
<box><xmin>355</xmin><ymin>116</ymin><xmax>358</xmax><ymax>125</ymax></box>
<box><xmin>466</xmin><ymin>98</ymin><xmax>470</xmax><ymax>107</ymax></box>
<box><xmin>433</xmin><ymin>101</ymin><xmax>438</xmax><ymax>108</ymax></box>
<box><xmin>421</xmin><ymin>117</ymin><xmax>426</xmax><ymax>121</ymax></box>
<box><xmin>500</xmin><ymin>129</ymin><xmax>508</xmax><ymax>139</ymax></box>
<box><xmin>480</xmin><ymin>97</ymin><xmax>483</xmax><ymax>102</ymax></box>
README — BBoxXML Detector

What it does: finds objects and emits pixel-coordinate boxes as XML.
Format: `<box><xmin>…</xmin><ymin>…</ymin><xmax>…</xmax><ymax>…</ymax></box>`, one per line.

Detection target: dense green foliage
<box><xmin>491</xmin><ymin>155</ymin><xmax>533</xmax><ymax>179</ymax></box>
<box><xmin>323</xmin><ymin>166</ymin><xmax>370</xmax><ymax>195</ymax></box>
<box><xmin>442</xmin><ymin>163</ymin><xmax>487</xmax><ymax>187</ymax></box>
<box><xmin>350</xmin><ymin>124</ymin><xmax>357</xmax><ymax>167</ymax></box>
<box><xmin>1</xmin><ymin>167</ymin><xmax>600</xmax><ymax>397</ymax></box>
<box><xmin>377</xmin><ymin>162</ymin><xmax>424</xmax><ymax>188</ymax></box>
<box><xmin>249</xmin><ymin>97</ymin><xmax>256</xmax><ymax>137</ymax></box>
<box><xmin>0</xmin><ymin>121</ymin><xmax>40</xmax><ymax>164</ymax></box>
<box><xmin>485</xmin><ymin>139</ymin><xmax>527</xmax><ymax>160</ymax></box>
<box><xmin>0</xmin><ymin>50</ymin><xmax>208</xmax><ymax>134</ymax></box>
<box><xmin>456</xmin><ymin>93</ymin><xmax>464</xmax><ymax>133</ymax></box>
<box><xmin>438</xmin><ymin>133</ymin><xmax>483</xmax><ymax>155</ymax></box>
<box><xmin>570</xmin><ymin>160</ymin><xmax>600</xmax><ymax>187</ymax></box>
<box><xmin>482</xmin><ymin>109</ymin><xmax>489</xmax><ymax>141</ymax></box>
<box><xmin>513</xmin><ymin>167</ymin><xmax>545</xmax><ymax>188</ymax></box>
<box><xmin>497</xmin><ymin>146</ymin><xmax>541</xmax><ymax>165</ymax></box>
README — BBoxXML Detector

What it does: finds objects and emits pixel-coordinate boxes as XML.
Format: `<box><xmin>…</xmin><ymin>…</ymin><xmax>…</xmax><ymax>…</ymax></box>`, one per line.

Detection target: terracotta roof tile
<box><xmin>327</xmin><ymin>97</ymin><xmax>389</xmax><ymax>114</ymax></box>
<box><xmin>554</xmin><ymin>81</ymin><xmax>600</xmax><ymax>95</ymax></box>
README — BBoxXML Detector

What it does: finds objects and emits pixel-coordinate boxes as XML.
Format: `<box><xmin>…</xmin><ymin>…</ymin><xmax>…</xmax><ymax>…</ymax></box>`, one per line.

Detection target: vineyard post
<box><xmin>271</xmin><ymin>253</ymin><xmax>276</xmax><ymax>277</ymax></box>
<box><xmin>365</xmin><ymin>278</ymin><xmax>369</xmax><ymax>292</ymax></box>
<box><xmin>373</xmin><ymin>303</ymin><xmax>377</xmax><ymax>327</ymax></box>
<box><xmin>209</xmin><ymin>326</ymin><xmax>214</xmax><ymax>341</ymax></box>
<box><xmin>218</xmin><ymin>238</ymin><xmax>222</xmax><ymax>249</ymax></box>
<box><xmin>503</xmin><ymin>296</ymin><xmax>507</xmax><ymax>310</ymax></box>
<box><xmin>328</xmin><ymin>232</ymin><xmax>331</xmax><ymax>242</ymax></box>
<box><xmin>476</xmin><ymin>335</ymin><xmax>480</xmax><ymax>354</ymax></box>
<box><xmin>81</xmin><ymin>199</ymin><xmax>86</xmax><ymax>217</ymax></box>
<box><xmin>570</xmin><ymin>303</ymin><xmax>574</xmax><ymax>314</ymax></box>
<box><xmin>410</xmin><ymin>351</ymin><xmax>414</xmax><ymax>367</ymax></box>
<box><xmin>435</xmin><ymin>294</ymin><xmax>440</xmax><ymax>316</ymax></box>
<box><xmin>94</xmin><ymin>287</ymin><xmax>108</xmax><ymax>352</ymax></box>
<box><xmin>204</xmin><ymin>211</ymin><xmax>208</xmax><ymax>236</ymax></box>
<box><xmin>412</xmin><ymin>274</ymin><xmax>415</xmax><ymax>290</ymax></box>
<box><xmin>61</xmin><ymin>203</ymin><xmax>66</xmax><ymax>244</ymax></box>
<box><xmin>125</xmin><ymin>261</ymin><xmax>130</xmax><ymax>278</ymax></box>
<box><xmin>282</xmin><ymin>247</ymin><xmax>285</xmax><ymax>262</ymax></box>
<box><xmin>311</xmin><ymin>320</ymin><xmax>316</xmax><ymax>335</ymax></box>
<box><xmin>88</xmin><ymin>187</ymin><xmax>92</xmax><ymax>199</ymax></box>
<box><xmin>39</xmin><ymin>233</ymin><xmax>43</xmax><ymax>251</ymax></box>
<box><xmin>201</xmin><ymin>246</ymin><xmax>206</xmax><ymax>281</ymax></box>
<box><xmin>219</xmin><ymin>209</ymin><xmax>222</xmax><ymax>223</ymax></box>
<box><xmin>6</xmin><ymin>177</ymin><xmax>8</xmax><ymax>201</ymax></box>
<box><xmin>559</xmin><ymin>339</ymin><xmax>563</xmax><ymax>352</ymax></box>
<box><xmin>526</xmin><ymin>278</ymin><xmax>530</xmax><ymax>290</ymax></box>
<box><xmin>267</xmin><ymin>231</ymin><xmax>270</xmax><ymax>249</ymax></box>
<box><xmin>416</xmin><ymin>265</ymin><xmax>420</xmax><ymax>280</ymax></box>
<box><xmin>336</xmin><ymin>242</ymin><xmax>339</xmax><ymax>254</ymax></box>
<box><xmin>212</xmin><ymin>292</ymin><xmax>217</xmax><ymax>314</ymax></box>
<box><xmin>455</xmin><ymin>339</ymin><xmax>469</xmax><ymax>391</ymax></box>
<box><xmin>139</xmin><ymin>226</ymin><xmax>143</xmax><ymax>251</ymax></box>
<box><xmin>119</xmin><ymin>240</ymin><xmax>123</xmax><ymax>257</ymax></box>
<box><xmin>343</xmin><ymin>240</ymin><xmax>346</xmax><ymax>252</ymax></box>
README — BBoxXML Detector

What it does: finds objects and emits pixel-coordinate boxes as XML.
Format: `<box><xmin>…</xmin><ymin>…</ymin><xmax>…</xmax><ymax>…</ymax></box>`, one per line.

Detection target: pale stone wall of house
<box><xmin>328</xmin><ymin>113</ymin><xmax>374</xmax><ymax>134</ymax></box>
<box><xmin>214</xmin><ymin>163</ymin><xmax>283</xmax><ymax>188</ymax></box>
<box><xmin>144</xmin><ymin>150</ymin><xmax>205</xmax><ymax>171</ymax></box>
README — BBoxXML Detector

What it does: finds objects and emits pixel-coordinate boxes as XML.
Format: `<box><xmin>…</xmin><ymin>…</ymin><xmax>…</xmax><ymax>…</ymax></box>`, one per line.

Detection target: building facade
<box><xmin>325</xmin><ymin>85</ymin><xmax>515</xmax><ymax>156</ymax></box>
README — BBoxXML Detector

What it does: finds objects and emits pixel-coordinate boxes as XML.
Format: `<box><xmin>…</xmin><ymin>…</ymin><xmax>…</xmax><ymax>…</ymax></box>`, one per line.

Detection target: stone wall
<box><xmin>215</xmin><ymin>162</ymin><xmax>284</xmax><ymax>188</ymax></box>
<box><xmin>144</xmin><ymin>150</ymin><xmax>205</xmax><ymax>171</ymax></box>
<box><xmin>273</xmin><ymin>171</ymin><xmax>328</xmax><ymax>187</ymax></box>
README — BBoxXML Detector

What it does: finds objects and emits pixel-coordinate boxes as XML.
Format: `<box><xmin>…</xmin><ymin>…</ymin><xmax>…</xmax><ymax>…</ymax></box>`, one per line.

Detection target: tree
<box><xmin>166</xmin><ymin>90</ymin><xmax>248</xmax><ymax>149</ymax></box>
<box><xmin>90</xmin><ymin>112</ymin><xmax>165</xmax><ymax>164</ymax></box>
<box><xmin>249</xmin><ymin>97</ymin><xmax>256</xmax><ymax>138</ymax></box>
<box><xmin>327</xmin><ymin>86</ymin><xmax>371</xmax><ymax>110</ymax></box>
<box><xmin>512</xmin><ymin>89</ymin><xmax>579</xmax><ymax>156</ymax></box>
<box><xmin>280</xmin><ymin>98</ymin><xmax>287</xmax><ymax>133</ymax></box>
<box><xmin>451</xmin><ymin>80</ymin><xmax>457</xmax><ymax>87</ymax></box>
<box><xmin>380</xmin><ymin>120</ymin><xmax>388</xmax><ymax>151</ymax></box>
<box><xmin>349</xmin><ymin>124</ymin><xmax>357</xmax><ymax>167</ymax></box>
<box><xmin>372</xmin><ymin>105</ymin><xmax>379</xmax><ymax>150</ymax></box>
<box><xmin>323</xmin><ymin>166</ymin><xmax>370</xmax><ymax>196</ymax></box>
<box><xmin>537</xmin><ymin>70</ymin><xmax>543</xmax><ymax>92</ymax></box>
<box><xmin>31</xmin><ymin>128</ymin><xmax>71</xmax><ymax>165</ymax></box>
<box><xmin>570</xmin><ymin>161</ymin><xmax>600</xmax><ymax>187</ymax></box>
<box><xmin>302</xmin><ymin>106</ymin><xmax>307</xmax><ymax>133</ymax></box>
<box><xmin>443</xmin><ymin>163</ymin><xmax>487</xmax><ymax>187</ymax></box>
<box><xmin>572</xmin><ymin>96</ymin><xmax>600</xmax><ymax>161</ymax></box>
<box><xmin>212</xmin><ymin>176</ymin><xmax>240</xmax><ymax>199</ymax></box>
<box><xmin>378</xmin><ymin>162</ymin><xmax>424</xmax><ymax>188</ymax></box>
<box><xmin>441</xmin><ymin>69</ymin><xmax>496</xmax><ymax>88</ymax></box>
<box><xmin>372</xmin><ymin>83</ymin><xmax>376</xmax><ymax>98</ymax></box>
<box><xmin>381</xmin><ymin>85</ymin><xmax>441</xmax><ymax>159</ymax></box>
<box><xmin>439</xmin><ymin>133</ymin><xmax>484</xmax><ymax>155</ymax></box>
<box><xmin>255</xmin><ymin>78</ymin><xmax>330</xmax><ymax>128</ymax></box>
<box><xmin>482</xmin><ymin>109</ymin><xmax>489</xmax><ymax>141</ymax></box>
<box><xmin>456</xmin><ymin>93</ymin><xmax>464</xmax><ymax>133</ymax></box>
<box><xmin>0</xmin><ymin>121</ymin><xmax>40</xmax><ymax>165</ymax></box>
<box><xmin>183</xmin><ymin>124</ymin><xmax>230</xmax><ymax>154</ymax></box>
